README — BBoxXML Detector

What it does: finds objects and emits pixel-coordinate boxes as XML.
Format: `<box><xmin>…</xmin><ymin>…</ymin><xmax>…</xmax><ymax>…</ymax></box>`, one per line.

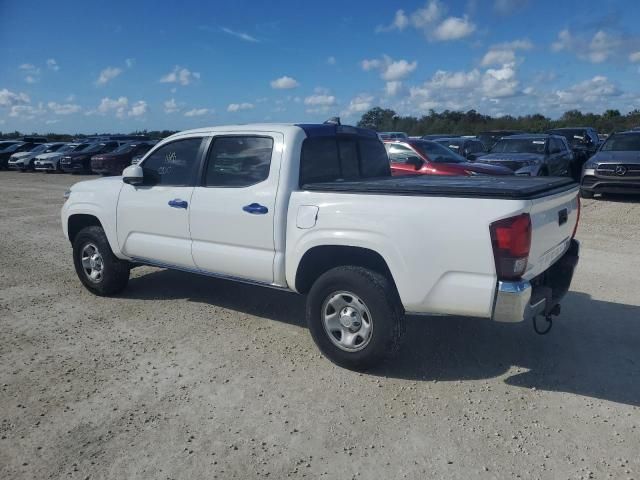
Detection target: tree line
<box><xmin>0</xmin><ymin>129</ymin><xmax>178</xmax><ymax>141</ymax></box>
<box><xmin>356</xmin><ymin>107</ymin><xmax>640</xmax><ymax>136</ymax></box>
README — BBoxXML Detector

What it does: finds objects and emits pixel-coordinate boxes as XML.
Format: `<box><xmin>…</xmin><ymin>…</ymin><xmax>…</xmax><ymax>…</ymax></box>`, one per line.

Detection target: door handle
<box><xmin>242</xmin><ymin>203</ymin><xmax>268</xmax><ymax>215</ymax></box>
<box><xmin>168</xmin><ymin>199</ymin><xmax>188</xmax><ymax>209</ymax></box>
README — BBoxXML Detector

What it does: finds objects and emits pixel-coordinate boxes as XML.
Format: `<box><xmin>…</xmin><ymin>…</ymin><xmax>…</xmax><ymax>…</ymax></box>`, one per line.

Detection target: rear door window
<box><xmin>204</xmin><ymin>136</ymin><xmax>273</xmax><ymax>187</ymax></box>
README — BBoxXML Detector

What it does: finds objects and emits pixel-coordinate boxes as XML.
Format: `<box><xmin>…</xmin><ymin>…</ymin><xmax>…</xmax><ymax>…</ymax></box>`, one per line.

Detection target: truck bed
<box><xmin>303</xmin><ymin>175</ymin><xmax>577</xmax><ymax>200</ymax></box>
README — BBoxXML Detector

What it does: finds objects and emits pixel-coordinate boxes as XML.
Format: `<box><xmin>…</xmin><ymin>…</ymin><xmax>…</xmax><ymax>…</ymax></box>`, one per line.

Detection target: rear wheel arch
<box><xmin>295</xmin><ymin>245</ymin><xmax>398</xmax><ymax>295</ymax></box>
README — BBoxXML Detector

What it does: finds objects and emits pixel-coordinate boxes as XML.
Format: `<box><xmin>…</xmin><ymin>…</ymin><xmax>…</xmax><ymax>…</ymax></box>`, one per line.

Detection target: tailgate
<box><xmin>525</xmin><ymin>185</ymin><xmax>579</xmax><ymax>280</ymax></box>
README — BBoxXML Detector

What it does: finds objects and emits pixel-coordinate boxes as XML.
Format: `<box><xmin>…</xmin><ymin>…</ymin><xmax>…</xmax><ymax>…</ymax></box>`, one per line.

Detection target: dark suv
<box><xmin>60</xmin><ymin>141</ymin><xmax>122</xmax><ymax>173</ymax></box>
<box><xmin>90</xmin><ymin>141</ymin><xmax>156</xmax><ymax>176</ymax></box>
<box><xmin>433</xmin><ymin>137</ymin><xmax>486</xmax><ymax>160</ymax></box>
<box><xmin>477</xmin><ymin>130</ymin><xmax>520</xmax><ymax>150</ymax></box>
<box><xmin>546</xmin><ymin>127</ymin><xmax>599</xmax><ymax>179</ymax></box>
<box><xmin>474</xmin><ymin>134</ymin><xmax>573</xmax><ymax>176</ymax></box>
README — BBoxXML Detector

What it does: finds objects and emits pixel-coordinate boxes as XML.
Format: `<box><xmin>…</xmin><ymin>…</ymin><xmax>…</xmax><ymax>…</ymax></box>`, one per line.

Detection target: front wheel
<box><xmin>306</xmin><ymin>266</ymin><xmax>404</xmax><ymax>370</ymax></box>
<box><xmin>72</xmin><ymin>226</ymin><xmax>130</xmax><ymax>296</ymax></box>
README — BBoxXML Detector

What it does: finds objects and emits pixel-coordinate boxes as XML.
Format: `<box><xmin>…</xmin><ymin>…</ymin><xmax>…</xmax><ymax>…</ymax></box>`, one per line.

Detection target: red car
<box><xmin>384</xmin><ymin>139</ymin><xmax>513</xmax><ymax>176</ymax></box>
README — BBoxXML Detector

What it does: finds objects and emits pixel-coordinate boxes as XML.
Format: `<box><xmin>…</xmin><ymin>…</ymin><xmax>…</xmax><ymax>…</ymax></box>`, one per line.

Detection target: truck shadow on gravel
<box><xmin>124</xmin><ymin>270</ymin><xmax>639</xmax><ymax>406</ymax></box>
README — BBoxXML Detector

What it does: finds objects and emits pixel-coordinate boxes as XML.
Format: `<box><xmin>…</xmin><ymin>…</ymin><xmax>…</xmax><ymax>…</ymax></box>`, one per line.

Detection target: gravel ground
<box><xmin>1</xmin><ymin>171</ymin><xmax>639</xmax><ymax>480</ymax></box>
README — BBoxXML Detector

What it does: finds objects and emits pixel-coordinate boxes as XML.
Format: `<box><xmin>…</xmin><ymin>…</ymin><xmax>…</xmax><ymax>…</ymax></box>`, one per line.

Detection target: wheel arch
<box><xmin>294</xmin><ymin>245</ymin><xmax>398</xmax><ymax>295</ymax></box>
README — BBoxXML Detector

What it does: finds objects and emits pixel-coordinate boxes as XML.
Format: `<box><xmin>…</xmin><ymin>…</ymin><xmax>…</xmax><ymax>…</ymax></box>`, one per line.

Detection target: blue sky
<box><xmin>1</xmin><ymin>0</ymin><xmax>640</xmax><ymax>133</ymax></box>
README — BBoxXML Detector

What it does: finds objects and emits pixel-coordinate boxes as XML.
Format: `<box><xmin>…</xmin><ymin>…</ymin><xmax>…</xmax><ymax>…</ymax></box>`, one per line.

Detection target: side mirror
<box><xmin>406</xmin><ymin>155</ymin><xmax>424</xmax><ymax>169</ymax></box>
<box><xmin>122</xmin><ymin>164</ymin><xmax>144</xmax><ymax>185</ymax></box>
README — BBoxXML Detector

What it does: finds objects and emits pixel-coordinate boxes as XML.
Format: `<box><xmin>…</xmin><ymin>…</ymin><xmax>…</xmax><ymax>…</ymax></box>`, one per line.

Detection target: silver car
<box><xmin>34</xmin><ymin>143</ymin><xmax>90</xmax><ymax>172</ymax></box>
<box><xmin>581</xmin><ymin>130</ymin><xmax>640</xmax><ymax>198</ymax></box>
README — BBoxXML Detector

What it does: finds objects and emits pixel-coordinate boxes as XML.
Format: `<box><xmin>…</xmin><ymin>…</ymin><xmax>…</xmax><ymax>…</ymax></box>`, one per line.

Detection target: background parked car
<box><xmin>0</xmin><ymin>141</ymin><xmax>26</xmax><ymax>169</ymax></box>
<box><xmin>34</xmin><ymin>143</ymin><xmax>91</xmax><ymax>172</ymax></box>
<box><xmin>580</xmin><ymin>130</ymin><xmax>640</xmax><ymax>198</ymax></box>
<box><xmin>384</xmin><ymin>139</ymin><xmax>512</xmax><ymax>177</ymax></box>
<box><xmin>421</xmin><ymin>133</ymin><xmax>459</xmax><ymax>140</ymax></box>
<box><xmin>90</xmin><ymin>140</ymin><xmax>156</xmax><ymax>176</ymax></box>
<box><xmin>59</xmin><ymin>141</ymin><xmax>122</xmax><ymax>173</ymax></box>
<box><xmin>474</xmin><ymin>134</ymin><xmax>573</xmax><ymax>176</ymax></box>
<box><xmin>477</xmin><ymin>130</ymin><xmax>520</xmax><ymax>150</ymax></box>
<box><xmin>546</xmin><ymin>127</ymin><xmax>600</xmax><ymax>179</ymax></box>
<box><xmin>433</xmin><ymin>137</ymin><xmax>486</xmax><ymax>160</ymax></box>
<box><xmin>378</xmin><ymin>132</ymin><xmax>408</xmax><ymax>140</ymax></box>
<box><xmin>8</xmin><ymin>143</ymin><xmax>65</xmax><ymax>171</ymax></box>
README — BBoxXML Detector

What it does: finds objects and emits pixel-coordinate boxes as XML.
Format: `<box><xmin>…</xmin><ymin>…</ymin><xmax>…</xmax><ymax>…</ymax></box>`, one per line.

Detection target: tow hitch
<box><xmin>533</xmin><ymin>303</ymin><xmax>561</xmax><ymax>335</ymax></box>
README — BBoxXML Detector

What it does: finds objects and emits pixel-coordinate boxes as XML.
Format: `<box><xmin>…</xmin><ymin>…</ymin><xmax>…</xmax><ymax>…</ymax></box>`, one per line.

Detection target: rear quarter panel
<box><xmin>286</xmin><ymin>191</ymin><xmax>531</xmax><ymax>318</ymax></box>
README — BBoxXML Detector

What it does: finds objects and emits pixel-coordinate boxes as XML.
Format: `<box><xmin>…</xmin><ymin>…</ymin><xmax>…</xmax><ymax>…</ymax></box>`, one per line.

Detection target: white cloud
<box><xmin>96</xmin><ymin>66</ymin><xmax>123</xmax><ymax>86</ymax></box>
<box><xmin>9</xmin><ymin>103</ymin><xmax>46</xmax><ymax>119</ymax></box>
<box><xmin>25</xmin><ymin>75</ymin><xmax>38</xmax><ymax>84</ymax></box>
<box><xmin>630</xmin><ymin>51</ymin><xmax>640</xmax><ymax>63</ymax></box>
<box><xmin>432</xmin><ymin>16</ymin><xmax>476</xmax><ymax>41</ymax></box>
<box><xmin>553</xmin><ymin>76</ymin><xmax>620</xmax><ymax>105</ymax></box>
<box><xmin>0</xmin><ymin>88</ymin><xmax>30</xmax><ymax>107</ymax></box>
<box><xmin>376</xmin><ymin>9</ymin><xmax>410</xmax><ymax>32</ymax></box>
<box><xmin>482</xmin><ymin>63</ymin><xmax>519</xmax><ymax>97</ymax></box>
<box><xmin>184</xmin><ymin>108</ymin><xmax>210</xmax><ymax>117</ymax></box>
<box><xmin>46</xmin><ymin>58</ymin><xmax>59</xmax><ymax>71</ymax></box>
<box><xmin>552</xmin><ymin>29</ymin><xmax>622</xmax><ymax>64</ymax></box>
<box><xmin>47</xmin><ymin>101</ymin><xmax>81</xmax><ymax>115</ymax></box>
<box><xmin>160</xmin><ymin>66</ymin><xmax>201</xmax><ymax>86</ymax></box>
<box><xmin>430</xmin><ymin>69</ymin><xmax>480</xmax><ymax>89</ymax></box>
<box><xmin>164</xmin><ymin>98</ymin><xmax>180</xmax><ymax>113</ymax></box>
<box><xmin>481</xmin><ymin>39</ymin><xmax>532</xmax><ymax>66</ymax></box>
<box><xmin>361</xmin><ymin>55</ymin><xmax>417</xmax><ymax>81</ymax></box>
<box><xmin>327</xmin><ymin>56</ymin><xmax>336</xmax><ymax>65</ymax></box>
<box><xmin>128</xmin><ymin>100</ymin><xmax>147</xmax><ymax>117</ymax></box>
<box><xmin>19</xmin><ymin>63</ymin><xmax>40</xmax><ymax>74</ymax></box>
<box><xmin>227</xmin><ymin>102</ymin><xmax>254</xmax><ymax>112</ymax></box>
<box><xmin>379</xmin><ymin>1</ymin><xmax>476</xmax><ymax>42</ymax></box>
<box><xmin>97</xmin><ymin>96</ymin><xmax>129</xmax><ymax>118</ymax></box>
<box><xmin>385</xmin><ymin>81</ymin><xmax>404</xmax><ymax>96</ymax></box>
<box><xmin>221</xmin><ymin>27</ymin><xmax>259</xmax><ymax>43</ymax></box>
<box><xmin>125</xmin><ymin>58</ymin><xmax>135</xmax><ymax>68</ymax></box>
<box><xmin>341</xmin><ymin>94</ymin><xmax>375</xmax><ymax>117</ymax></box>
<box><xmin>304</xmin><ymin>94</ymin><xmax>336</xmax><ymax>106</ymax></box>
<box><xmin>270</xmin><ymin>76</ymin><xmax>299</xmax><ymax>89</ymax></box>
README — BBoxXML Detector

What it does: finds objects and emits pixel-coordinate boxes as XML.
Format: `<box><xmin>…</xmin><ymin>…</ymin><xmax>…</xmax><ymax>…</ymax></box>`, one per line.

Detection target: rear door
<box><xmin>525</xmin><ymin>187</ymin><xmax>579</xmax><ymax>279</ymax></box>
<box><xmin>116</xmin><ymin>136</ymin><xmax>204</xmax><ymax>268</ymax></box>
<box><xmin>189</xmin><ymin>133</ymin><xmax>282</xmax><ymax>283</ymax></box>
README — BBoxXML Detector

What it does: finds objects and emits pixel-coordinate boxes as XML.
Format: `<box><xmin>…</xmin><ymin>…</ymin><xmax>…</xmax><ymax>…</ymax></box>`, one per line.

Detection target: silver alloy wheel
<box><xmin>321</xmin><ymin>291</ymin><xmax>373</xmax><ymax>352</ymax></box>
<box><xmin>80</xmin><ymin>243</ymin><xmax>104</xmax><ymax>283</ymax></box>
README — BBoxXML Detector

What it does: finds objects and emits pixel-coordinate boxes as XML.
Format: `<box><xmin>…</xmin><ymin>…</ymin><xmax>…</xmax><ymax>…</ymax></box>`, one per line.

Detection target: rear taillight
<box><xmin>572</xmin><ymin>195</ymin><xmax>580</xmax><ymax>239</ymax></box>
<box><xmin>490</xmin><ymin>213</ymin><xmax>532</xmax><ymax>280</ymax></box>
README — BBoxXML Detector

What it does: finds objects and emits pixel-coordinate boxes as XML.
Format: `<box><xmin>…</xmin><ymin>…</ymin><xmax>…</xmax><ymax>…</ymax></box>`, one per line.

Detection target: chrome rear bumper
<box><xmin>492</xmin><ymin>240</ymin><xmax>580</xmax><ymax>323</ymax></box>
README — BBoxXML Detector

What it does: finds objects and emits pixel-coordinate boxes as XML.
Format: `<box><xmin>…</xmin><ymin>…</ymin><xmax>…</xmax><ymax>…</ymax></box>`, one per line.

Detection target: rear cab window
<box><xmin>299</xmin><ymin>128</ymin><xmax>390</xmax><ymax>186</ymax></box>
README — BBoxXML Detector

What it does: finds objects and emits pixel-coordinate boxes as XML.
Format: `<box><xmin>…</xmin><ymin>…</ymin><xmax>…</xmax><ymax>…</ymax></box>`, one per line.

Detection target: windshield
<box><xmin>412</xmin><ymin>141</ymin><xmax>466</xmax><ymax>163</ymax></box>
<box><xmin>79</xmin><ymin>143</ymin><xmax>105</xmax><ymax>153</ymax></box>
<box><xmin>57</xmin><ymin>144</ymin><xmax>78</xmax><ymax>153</ymax></box>
<box><xmin>490</xmin><ymin>138</ymin><xmax>546</xmax><ymax>154</ymax></box>
<box><xmin>112</xmin><ymin>142</ymin><xmax>138</xmax><ymax>154</ymax></box>
<box><xmin>0</xmin><ymin>141</ymin><xmax>21</xmax><ymax>151</ymax></box>
<box><xmin>601</xmin><ymin>133</ymin><xmax>640</xmax><ymax>151</ymax></box>
<box><xmin>435</xmin><ymin>140</ymin><xmax>461</xmax><ymax>150</ymax></box>
<box><xmin>30</xmin><ymin>144</ymin><xmax>49</xmax><ymax>154</ymax></box>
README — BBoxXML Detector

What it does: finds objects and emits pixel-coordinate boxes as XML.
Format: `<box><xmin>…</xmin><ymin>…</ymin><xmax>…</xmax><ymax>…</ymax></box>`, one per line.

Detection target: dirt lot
<box><xmin>1</xmin><ymin>171</ymin><xmax>638</xmax><ymax>479</ymax></box>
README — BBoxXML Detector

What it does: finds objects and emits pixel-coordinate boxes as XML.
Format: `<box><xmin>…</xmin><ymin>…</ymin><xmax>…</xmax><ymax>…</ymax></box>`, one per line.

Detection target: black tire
<box><xmin>538</xmin><ymin>168</ymin><xmax>548</xmax><ymax>177</ymax></box>
<box><xmin>580</xmin><ymin>189</ymin><xmax>595</xmax><ymax>199</ymax></box>
<box><xmin>306</xmin><ymin>266</ymin><xmax>404</xmax><ymax>370</ymax></box>
<box><xmin>72</xmin><ymin>226</ymin><xmax>130</xmax><ymax>296</ymax></box>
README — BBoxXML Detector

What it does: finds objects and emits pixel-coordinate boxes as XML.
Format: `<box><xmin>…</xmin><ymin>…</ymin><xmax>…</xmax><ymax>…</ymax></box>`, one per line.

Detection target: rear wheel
<box><xmin>72</xmin><ymin>226</ymin><xmax>130</xmax><ymax>296</ymax></box>
<box><xmin>306</xmin><ymin>266</ymin><xmax>404</xmax><ymax>370</ymax></box>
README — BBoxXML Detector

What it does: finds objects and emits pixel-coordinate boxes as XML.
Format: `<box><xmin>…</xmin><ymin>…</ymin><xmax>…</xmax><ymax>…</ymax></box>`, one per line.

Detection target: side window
<box><xmin>300</xmin><ymin>137</ymin><xmax>340</xmax><ymax>184</ymax></box>
<box><xmin>204</xmin><ymin>136</ymin><xmax>273</xmax><ymax>187</ymax></box>
<box><xmin>337</xmin><ymin>138</ymin><xmax>359</xmax><ymax>179</ymax></box>
<box><xmin>142</xmin><ymin>138</ymin><xmax>202</xmax><ymax>186</ymax></box>
<box><xmin>103</xmin><ymin>142</ymin><xmax>119</xmax><ymax>153</ymax></box>
<box><xmin>385</xmin><ymin>143</ymin><xmax>414</xmax><ymax>163</ymax></box>
<box><xmin>471</xmin><ymin>141</ymin><xmax>485</xmax><ymax>153</ymax></box>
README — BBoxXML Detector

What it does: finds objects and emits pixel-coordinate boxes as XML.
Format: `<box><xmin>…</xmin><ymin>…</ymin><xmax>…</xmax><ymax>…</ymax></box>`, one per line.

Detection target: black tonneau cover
<box><xmin>303</xmin><ymin>175</ymin><xmax>577</xmax><ymax>200</ymax></box>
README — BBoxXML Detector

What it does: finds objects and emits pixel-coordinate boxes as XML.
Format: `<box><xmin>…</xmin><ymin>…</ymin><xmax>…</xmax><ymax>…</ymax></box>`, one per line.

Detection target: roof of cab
<box><xmin>164</xmin><ymin>123</ymin><xmax>377</xmax><ymax>140</ymax></box>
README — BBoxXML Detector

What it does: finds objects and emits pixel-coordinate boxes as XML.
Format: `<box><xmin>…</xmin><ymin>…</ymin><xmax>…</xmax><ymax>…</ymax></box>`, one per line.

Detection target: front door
<box><xmin>189</xmin><ymin>133</ymin><xmax>282</xmax><ymax>283</ymax></box>
<box><xmin>116</xmin><ymin>136</ymin><xmax>204</xmax><ymax>268</ymax></box>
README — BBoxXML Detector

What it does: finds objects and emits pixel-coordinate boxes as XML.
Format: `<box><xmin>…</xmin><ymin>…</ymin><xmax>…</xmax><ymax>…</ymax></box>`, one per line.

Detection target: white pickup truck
<box><xmin>62</xmin><ymin>123</ymin><xmax>580</xmax><ymax>369</ymax></box>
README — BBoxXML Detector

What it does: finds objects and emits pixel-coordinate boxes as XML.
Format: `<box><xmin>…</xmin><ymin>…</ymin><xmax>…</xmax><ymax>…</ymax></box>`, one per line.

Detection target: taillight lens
<box><xmin>572</xmin><ymin>195</ymin><xmax>580</xmax><ymax>239</ymax></box>
<box><xmin>490</xmin><ymin>213</ymin><xmax>532</xmax><ymax>280</ymax></box>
